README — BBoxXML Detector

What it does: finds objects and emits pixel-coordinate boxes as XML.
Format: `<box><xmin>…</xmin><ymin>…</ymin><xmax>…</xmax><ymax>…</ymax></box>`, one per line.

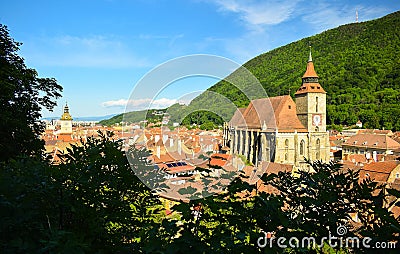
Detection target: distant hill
<box><xmin>42</xmin><ymin>114</ymin><xmax>116</xmax><ymax>122</ymax></box>
<box><xmin>103</xmin><ymin>11</ymin><xmax>400</xmax><ymax>130</ymax></box>
<box><xmin>98</xmin><ymin>108</ymin><xmax>175</xmax><ymax>126</ymax></box>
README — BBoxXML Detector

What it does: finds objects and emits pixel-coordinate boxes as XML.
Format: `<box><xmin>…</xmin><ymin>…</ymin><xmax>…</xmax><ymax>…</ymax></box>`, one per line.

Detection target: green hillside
<box><xmin>99</xmin><ymin>108</ymin><xmax>168</xmax><ymax>126</ymax></box>
<box><xmin>103</xmin><ymin>11</ymin><xmax>400</xmax><ymax>130</ymax></box>
<box><xmin>181</xmin><ymin>11</ymin><xmax>400</xmax><ymax>130</ymax></box>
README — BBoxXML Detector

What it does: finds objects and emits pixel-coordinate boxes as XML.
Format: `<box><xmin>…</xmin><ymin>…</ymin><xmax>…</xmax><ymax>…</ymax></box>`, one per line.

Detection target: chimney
<box><xmin>373</xmin><ymin>151</ymin><xmax>377</xmax><ymax>162</ymax></box>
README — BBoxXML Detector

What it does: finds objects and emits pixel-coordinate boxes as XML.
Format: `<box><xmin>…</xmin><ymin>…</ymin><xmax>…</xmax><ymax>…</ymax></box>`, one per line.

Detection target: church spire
<box><xmin>61</xmin><ymin>102</ymin><xmax>73</xmax><ymax>120</ymax></box>
<box><xmin>295</xmin><ymin>48</ymin><xmax>325</xmax><ymax>95</ymax></box>
<box><xmin>302</xmin><ymin>46</ymin><xmax>318</xmax><ymax>81</ymax></box>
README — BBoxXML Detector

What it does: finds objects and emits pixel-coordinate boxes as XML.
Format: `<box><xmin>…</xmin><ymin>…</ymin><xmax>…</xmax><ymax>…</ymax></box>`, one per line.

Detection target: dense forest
<box><xmin>103</xmin><ymin>11</ymin><xmax>400</xmax><ymax>130</ymax></box>
<box><xmin>182</xmin><ymin>10</ymin><xmax>400</xmax><ymax>131</ymax></box>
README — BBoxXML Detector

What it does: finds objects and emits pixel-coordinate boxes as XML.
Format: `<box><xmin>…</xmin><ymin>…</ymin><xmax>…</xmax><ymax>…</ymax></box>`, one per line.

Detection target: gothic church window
<box><xmin>300</xmin><ymin>140</ymin><xmax>305</xmax><ymax>155</ymax></box>
<box><xmin>316</xmin><ymin>138</ymin><xmax>321</xmax><ymax>160</ymax></box>
<box><xmin>285</xmin><ymin>139</ymin><xmax>289</xmax><ymax>161</ymax></box>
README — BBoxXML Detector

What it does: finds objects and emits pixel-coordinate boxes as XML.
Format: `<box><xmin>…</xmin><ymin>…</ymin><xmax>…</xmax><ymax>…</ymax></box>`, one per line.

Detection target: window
<box><xmin>316</xmin><ymin>97</ymin><xmax>319</xmax><ymax>112</ymax></box>
<box><xmin>288</xmin><ymin>105</ymin><xmax>291</xmax><ymax>109</ymax></box>
<box><xmin>300</xmin><ymin>140</ymin><xmax>305</xmax><ymax>156</ymax></box>
<box><xmin>285</xmin><ymin>139</ymin><xmax>289</xmax><ymax>161</ymax></box>
<box><xmin>396</xmin><ymin>173</ymin><xmax>400</xmax><ymax>178</ymax></box>
<box><xmin>316</xmin><ymin>138</ymin><xmax>321</xmax><ymax>160</ymax></box>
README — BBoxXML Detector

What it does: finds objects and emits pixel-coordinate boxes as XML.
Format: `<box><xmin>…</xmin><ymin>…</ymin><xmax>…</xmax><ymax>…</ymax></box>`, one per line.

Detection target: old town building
<box><xmin>58</xmin><ymin>103</ymin><xmax>73</xmax><ymax>142</ymax></box>
<box><xmin>223</xmin><ymin>50</ymin><xmax>330</xmax><ymax>170</ymax></box>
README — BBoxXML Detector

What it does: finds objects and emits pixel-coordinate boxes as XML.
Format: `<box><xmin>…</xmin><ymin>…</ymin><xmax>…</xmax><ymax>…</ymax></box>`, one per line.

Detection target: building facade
<box><xmin>223</xmin><ymin>50</ymin><xmax>330</xmax><ymax>170</ymax></box>
<box><xmin>59</xmin><ymin>103</ymin><xmax>73</xmax><ymax>142</ymax></box>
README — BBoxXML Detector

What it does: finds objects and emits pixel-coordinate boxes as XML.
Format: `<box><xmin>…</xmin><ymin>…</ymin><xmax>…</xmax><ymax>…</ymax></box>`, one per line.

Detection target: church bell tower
<box><xmin>295</xmin><ymin>48</ymin><xmax>326</xmax><ymax>132</ymax></box>
<box><xmin>59</xmin><ymin>103</ymin><xmax>73</xmax><ymax>141</ymax></box>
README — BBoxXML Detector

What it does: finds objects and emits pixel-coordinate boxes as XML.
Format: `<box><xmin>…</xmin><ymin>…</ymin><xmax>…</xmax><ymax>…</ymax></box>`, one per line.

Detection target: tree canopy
<box><xmin>0</xmin><ymin>24</ymin><xmax>63</xmax><ymax>161</ymax></box>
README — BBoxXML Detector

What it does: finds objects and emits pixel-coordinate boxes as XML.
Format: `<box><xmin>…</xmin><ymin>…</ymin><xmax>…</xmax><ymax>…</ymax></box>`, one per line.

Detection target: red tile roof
<box><xmin>295</xmin><ymin>82</ymin><xmax>326</xmax><ymax>95</ymax></box>
<box><xmin>343</xmin><ymin>134</ymin><xmax>400</xmax><ymax>150</ymax></box>
<box><xmin>232</xmin><ymin>95</ymin><xmax>307</xmax><ymax>132</ymax></box>
<box><xmin>362</xmin><ymin>161</ymin><xmax>400</xmax><ymax>174</ymax></box>
<box><xmin>302</xmin><ymin>60</ymin><xmax>318</xmax><ymax>78</ymax></box>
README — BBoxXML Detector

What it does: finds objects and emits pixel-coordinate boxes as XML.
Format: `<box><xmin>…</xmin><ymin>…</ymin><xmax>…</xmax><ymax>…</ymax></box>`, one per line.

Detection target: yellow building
<box><xmin>59</xmin><ymin>103</ymin><xmax>73</xmax><ymax>142</ymax></box>
<box><xmin>223</xmin><ymin>50</ymin><xmax>330</xmax><ymax>170</ymax></box>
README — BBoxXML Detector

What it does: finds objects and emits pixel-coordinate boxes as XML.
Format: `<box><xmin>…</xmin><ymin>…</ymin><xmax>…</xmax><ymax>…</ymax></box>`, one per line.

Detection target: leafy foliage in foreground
<box><xmin>153</xmin><ymin>161</ymin><xmax>400</xmax><ymax>253</ymax></box>
<box><xmin>1</xmin><ymin>132</ymin><xmax>399</xmax><ymax>253</ymax></box>
<box><xmin>0</xmin><ymin>24</ymin><xmax>62</xmax><ymax>161</ymax></box>
<box><xmin>0</xmin><ymin>132</ymin><xmax>164</xmax><ymax>253</ymax></box>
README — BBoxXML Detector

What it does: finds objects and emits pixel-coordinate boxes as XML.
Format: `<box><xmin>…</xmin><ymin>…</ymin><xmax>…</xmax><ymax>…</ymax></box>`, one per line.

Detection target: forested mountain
<box><xmin>103</xmin><ymin>11</ymin><xmax>400</xmax><ymax>130</ymax></box>
<box><xmin>179</xmin><ymin>11</ymin><xmax>400</xmax><ymax>130</ymax></box>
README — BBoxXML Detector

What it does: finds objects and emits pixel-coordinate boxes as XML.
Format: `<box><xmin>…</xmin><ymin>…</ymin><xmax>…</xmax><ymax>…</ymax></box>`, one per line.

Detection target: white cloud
<box><xmin>209</xmin><ymin>0</ymin><xmax>300</xmax><ymax>30</ymax></box>
<box><xmin>102</xmin><ymin>98</ymin><xmax>181</xmax><ymax>109</ymax></box>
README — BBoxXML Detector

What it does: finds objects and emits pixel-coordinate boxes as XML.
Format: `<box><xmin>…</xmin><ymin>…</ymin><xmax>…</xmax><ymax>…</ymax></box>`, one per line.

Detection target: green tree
<box><xmin>0</xmin><ymin>24</ymin><xmax>62</xmax><ymax>162</ymax></box>
<box><xmin>152</xmin><ymin>160</ymin><xmax>400</xmax><ymax>253</ymax></box>
<box><xmin>268</xmin><ymin>160</ymin><xmax>400</xmax><ymax>253</ymax></box>
<box><xmin>0</xmin><ymin>131</ymin><xmax>164</xmax><ymax>253</ymax></box>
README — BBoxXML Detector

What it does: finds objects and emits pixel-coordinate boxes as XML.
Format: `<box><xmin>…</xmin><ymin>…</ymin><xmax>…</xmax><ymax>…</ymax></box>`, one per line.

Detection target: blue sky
<box><xmin>1</xmin><ymin>0</ymin><xmax>399</xmax><ymax>118</ymax></box>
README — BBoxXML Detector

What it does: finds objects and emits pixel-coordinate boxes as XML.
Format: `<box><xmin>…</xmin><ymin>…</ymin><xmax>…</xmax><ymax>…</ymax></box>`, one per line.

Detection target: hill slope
<box><xmin>103</xmin><ymin>11</ymin><xmax>400</xmax><ymax>130</ymax></box>
<box><xmin>182</xmin><ymin>11</ymin><xmax>400</xmax><ymax>130</ymax></box>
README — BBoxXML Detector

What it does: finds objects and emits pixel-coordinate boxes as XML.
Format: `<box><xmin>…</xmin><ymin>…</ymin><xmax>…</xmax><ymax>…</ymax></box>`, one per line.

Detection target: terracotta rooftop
<box><xmin>233</xmin><ymin>95</ymin><xmax>307</xmax><ymax>132</ymax></box>
<box><xmin>362</xmin><ymin>161</ymin><xmax>400</xmax><ymax>174</ymax></box>
<box><xmin>302</xmin><ymin>59</ymin><xmax>318</xmax><ymax>78</ymax></box>
<box><xmin>343</xmin><ymin>134</ymin><xmax>400</xmax><ymax>150</ymax></box>
<box><xmin>295</xmin><ymin>52</ymin><xmax>326</xmax><ymax>95</ymax></box>
<box><xmin>229</xmin><ymin>108</ymin><xmax>246</xmax><ymax>127</ymax></box>
<box><xmin>358</xmin><ymin>129</ymin><xmax>393</xmax><ymax>135</ymax></box>
<box><xmin>295</xmin><ymin>82</ymin><xmax>326</xmax><ymax>95</ymax></box>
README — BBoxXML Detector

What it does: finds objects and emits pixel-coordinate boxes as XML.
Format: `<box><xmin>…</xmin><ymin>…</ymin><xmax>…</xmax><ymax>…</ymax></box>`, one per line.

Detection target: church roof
<box><xmin>295</xmin><ymin>82</ymin><xmax>325</xmax><ymax>94</ymax></box>
<box><xmin>295</xmin><ymin>49</ymin><xmax>326</xmax><ymax>95</ymax></box>
<box><xmin>229</xmin><ymin>108</ymin><xmax>246</xmax><ymax>127</ymax></box>
<box><xmin>302</xmin><ymin>59</ymin><xmax>319</xmax><ymax>78</ymax></box>
<box><xmin>230</xmin><ymin>95</ymin><xmax>307</xmax><ymax>132</ymax></box>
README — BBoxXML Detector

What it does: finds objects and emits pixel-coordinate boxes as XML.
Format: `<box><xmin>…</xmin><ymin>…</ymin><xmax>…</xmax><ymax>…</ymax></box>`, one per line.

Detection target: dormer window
<box><xmin>365</xmin><ymin>173</ymin><xmax>370</xmax><ymax>177</ymax></box>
